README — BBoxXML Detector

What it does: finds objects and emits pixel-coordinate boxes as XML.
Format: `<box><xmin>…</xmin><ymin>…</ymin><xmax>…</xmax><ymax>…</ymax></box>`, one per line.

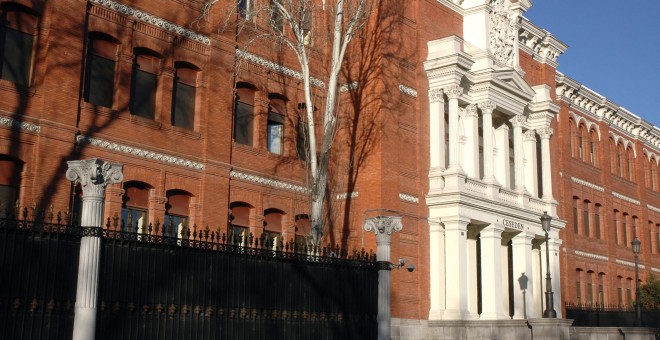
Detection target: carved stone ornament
<box><xmin>489</xmin><ymin>0</ymin><xmax>518</xmax><ymax>66</ymax></box>
<box><xmin>429</xmin><ymin>89</ymin><xmax>444</xmax><ymax>103</ymax></box>
<box><xmin>363</xmin><ymin>216</ymin><xmax>403</xmax><ymax>244</ymax></box>
<box><xmin>509</xmin><ymin>114</ymin><xmax>526</xmax><ymax>127</ymax></box>
<box><xmin>66</xmin><ymin>158</ymin><xmax>124</xmax><ymax>197</ymax></box>
<box><xmin>477</xmin><ymin>101</ymin><xmax>496</xmax><ymax>115</ymax></box>
<box><xmin>460</xmin><ymin>104</ymin><xmax>478</xmax><ymax>118</ymax></box>
<box><xmin>444</xmin><ymin>85</ymin><xmax>463</xmax><ymax>100</ymax></box>
<box><xmin>537</xmin><ymin>127</ymin><xmax>554</xmax><ymax>139</ymax></box>
<box><xmin>523</xmin><ymin>129</ymin><xmax>536</xmax><ymax>141</ymax></box>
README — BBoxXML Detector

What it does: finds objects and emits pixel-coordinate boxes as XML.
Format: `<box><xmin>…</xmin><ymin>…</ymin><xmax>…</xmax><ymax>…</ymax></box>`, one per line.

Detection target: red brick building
<box><xmin>0</xmin><ymin>0</ymin><xmax>658</xmax><ymax>338</ymax></box>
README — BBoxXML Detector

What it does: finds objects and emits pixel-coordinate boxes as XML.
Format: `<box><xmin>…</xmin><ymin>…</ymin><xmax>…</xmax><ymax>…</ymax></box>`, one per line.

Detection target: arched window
<box><xmin>586</xmin><ymin>271</ymin><xmax>594</xmax><ymax>305</ymax></box>
<box><xmin>622</xmin><ymin>213</ymin><xmax>629</xmax><ymax>247</ymax></box>
<box><xmin>588</xmin><ymin>129</ymin><xmax>598</xmax><ymax>165</ymax></box>
<box><xmin>237</xmin><ymin>0</ymin><xmax>251</xmax><ymax>19</ymax></box>
<box><xmin>294</xmin><ymin>214</ymin><xmax>310</xmax><ymax>251</ymax></box>
<box><xmin>583</xmin><ymin>200</ymin><xmax>590</xmax><ymax>237</ymax></box>
<box><xmin>229</xmin><ymin>201</ymin><xmax>252</xmax><ymax>245</ymax></box>
<box><xmin>573</xmin><ymin>197</ymin><xmax>579</xmax><ymax>234</ymax></box>
<box><xmin>578</xmin><ymin>125</ymin><xmax>587</xmax><ymax>161</ymax></box>
<box><xmin>263</xmin><ymin>208</ymin><xmax>284</xmax><ymax>248</ymax></box>
<box><xmin>0</xmin><ymin>156</ymin><xmax>22</xmax><ymax>213</ymax></box>
<box><xmin>0</xmin><ymin>3</ymin><xmax>38</xmax><ymax>86</ymax></box>
<box><xmin>296</xmin><ymin>103</ymin><xmax>309</xmax><ymax>161</ymax></box>
<box><xmin>267</xmin><ymin>94</ymin><xmax>287</xmax><ymax>155</ymax></box>
<box><xmin>650</xmin><ymin>159</ymin><xmax>658</xmax><ymax>190</ymax></box>
<box><xmin>575</xmin><ymin>268</ymin><xmax>583</xmax><ymax>304</ymax></box>
<box><xmin>613</xmin><ymin>210</ymin><xmax>620</xmax><ymax>245</ymax></box>
<box><xmin>626</xmin><ymin>147</ymin><xmax>634</xmax><ymax>180</ymax></box>
<box><xmin>171</xmin><ymin>62</ymin><xmax>199</xmax><ymax>130</ymax></box>
<box><xmin>617</xmin><ymin>276</ymin><xmax>624</xmax><ymax>306</ymax></box>
<box><xmin>84</xmin><ymin>33</ymin><xmax>119</xmax><ymax>108</ymax></box>
<box><xmin>122</xmin><ymin>181</ymin><xmax>151</xmax><ymax>233</ymax></box>
<box><xmin>270</xmin><ymin>0</ymin><xmax>284</xmax><ymax>31</ymax></box>
<box><xmin>616</xmin><ymin>143</ymin><xmax>624</xmax><ymax>177</ymax></box>
<box><xmin>609</xmin><ymin>139</ymin><xmax>617</xmax><ymax>174</ymax></box>
<box><xmin>626</xmin><ymin>278</ymin><xmax>633</xmax><ymax>306</ymax></box>
<box><xmin>233</xmin><ymin>83</ymin><xmax>255</xmax><ymax>145</ymax></box>
<box><xmin>165</xmin><ymin>190</ymin><xmax>191</xmax><ymax>238</ymax></box>
<box><xmin>631</xmin><ymin>216</ymin><xmax>638</xmax><ymax>241</ymax></box>
<box><xmin>597</xmin><ymin>273</ymin><xmax>605</xmax><ymax>306</ymax></box>
<box><xmin>569</xmin><ymin>122</ymin><xmax>576</xmax><ymax>157</ymax></box>
<box><xmin>130</xmin><ymin>49</ymin><xmax>161</xmax><ymax>119</ymax></box>
<box><xmin>594</xmin><ymin>204</ymin><xmax>601</xmax><ymax>239</ymax></box>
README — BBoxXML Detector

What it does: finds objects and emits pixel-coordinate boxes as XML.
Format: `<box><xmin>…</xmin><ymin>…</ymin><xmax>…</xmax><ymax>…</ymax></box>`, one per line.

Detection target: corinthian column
<box><xmin>478</xmin><ymin>101</ymin><xmax>496</xmax><ymax>183</ymax></box>
<box><xmin>538</xmin><ymin>127</ymin><xmax>554</xmax><ymax>200</ymax></box>
<box><xmin>461</xmin><ymin>104</ymin><xmax>479</xmax><ymax>178</ymax></box>
<box><xmin>67</xmin><ymin>158</ymin><xmax>123</xmax><ymax>340</ymax></box>
<box><xmin>364</xmin><ymin>216</ymin><xmax>403</xmax><ymax>340</ymax></box>
<box><xmin>510</xmin><ymin>115</ymin><xmax>526</xmax><ymax>193</ymax></box>
<box><xmin>429</xmin><ymin>88</ymin><xmax>445</xmax><ymax>169</ymax></box>
<box><xmin>445</xmin><ymin>85</ymin><xmax>463</xmax><ymax>172</ymax></box>
<box><xmin>523</xmin><ymin>130</ymin><xmax>539</xmax><ymax>197</ymax></box>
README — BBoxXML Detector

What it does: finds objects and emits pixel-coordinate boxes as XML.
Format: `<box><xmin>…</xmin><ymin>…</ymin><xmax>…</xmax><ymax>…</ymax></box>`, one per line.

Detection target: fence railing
<box><xmin>565</xmin><ymin>302</ymin><xmax>660</xmax><ymax>328</ymax></box>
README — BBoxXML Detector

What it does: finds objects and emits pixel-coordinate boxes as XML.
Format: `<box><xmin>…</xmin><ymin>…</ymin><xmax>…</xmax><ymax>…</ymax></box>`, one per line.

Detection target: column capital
<box><xmin>460</xmin><ymin>104</ymin><xmax>478</xmax><ymax>118</ymax></box>
<box><xmin>66</xmin><ymin>158</ymin><xmax>124</xmax><ymax>197</ymax></box>
<box><xmin>538</xmin><ymin>127</ymin><xmax>554</xmax><ymax>139</ymax></box>
<box><xmin>429</xmin><ymin>88</ymin><xmax>445</xmax><ymax>103</ymax></box>
<box><xmin>524</xmin><ymin>129</ymin><xmax>537</xmax><ymax>141</ymax></box>
<box><xmin>510</xmin><ymin>114</ymin><xmax>527</xmax><ymax>128</ymax></box>
<box><xmin>363</xmin><ymin>215</ymin><xmax>403</xmax><ymax>244</ymax></box>
<box><xmin>478</xmin><ymin>101</ymin><xmax>496</xmax><ymax>114</ymax></box>
<box><xmin>444</xmin><ymin>85</ymin><xmax>463</xmax><ymax>100</ymax></box>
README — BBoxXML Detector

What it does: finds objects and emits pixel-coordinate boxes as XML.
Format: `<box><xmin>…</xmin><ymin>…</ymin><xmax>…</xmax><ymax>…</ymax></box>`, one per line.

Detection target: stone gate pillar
<box><xmin>66</xmin><ymin>158</ymin><xmax>123</xmax><ymax>340</ymax></box>
<box><xmin>364</xmin><ymin>215</ymin><xmax>403</xmax><ymax>340</ymax></box>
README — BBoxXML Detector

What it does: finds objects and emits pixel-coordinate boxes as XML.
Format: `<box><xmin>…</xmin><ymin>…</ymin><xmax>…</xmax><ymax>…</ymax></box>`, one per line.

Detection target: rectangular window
<box><xmin>296</xmin><ymin>118</ymin><xmax>307</xmax><ymax>161</ymax></box>
<box><xmin>270</xmin><ymin>0</ymin><xmax>283</xmax><ymax>31</ymax></box>
<box><xmin>121</xmin><ymin>207</ymin><xmax>148</xmax><ymax>233</ymax></box>
<box><xmin>234</xmin><ymin>101</ymin><xmax>253</xmax><ymax>145</ymax></box>
<box><xmin>267</xmin><ymin>112</ymin><xmax>284</xmax><ymax>154</ymax></box>
<box><xmin>84</xmin><ymin>54</ymin><xmax>115</xmax><ymax>107</ymax></box>
<box><xmin>164</xmin><ymin>214</ymin><xmax>187</xmax><ymax>238</ymax></box>
<box><xmin>622</xmin><ymin>216</ymin><xmax>628</xmax><ymax>247</ymax></box>
<box><xmin>238</xmin><ymin>0</ymin><xmax>250</xmax><ymax>19</ymax></box>
<box><xmin>573</xmin><ymin>199</ymin><xmax>579</xmax><ymax>234</ymax></box>
<box><xmin>583</xmin><ymin>202</ymin><xmax>590</xmax><ymax>237</ymax></box>
<box><xmin>594</xmin><ymin>206</ymin><xmax>600</xmax><ymax>239</ymax></box>
<box><xmin>130</xmin><ymin>69</ymin><xmax>157</xmax><ymax>119</ymax></box>
<box><xmin>229</xmin><ymin>225</ymin><xmax>248</xmax><ymax>246</ymax></box>
<box><xmin>614</xmin><ymin>213</ymin><xmax>619</xmax><ymax>245</ymax></box>
<box><xmin>171</xmin><ymin>81</ymin><xmax>195</xmax><ymax>129</ymax></box>
<box><xmin>1</xmin><ymin>27</ymin><xmax>33</xmax><ymax>86</ymax></box>
<box><xmin>576</xmin><ymin>280</ymin><xmax>581</xmax><ymax>303</ymax></box>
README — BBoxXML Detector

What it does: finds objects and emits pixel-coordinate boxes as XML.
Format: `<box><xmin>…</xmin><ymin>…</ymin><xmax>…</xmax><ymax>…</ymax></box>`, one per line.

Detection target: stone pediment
<box><xmin>469</xmin><ymin>68</ymin><xmax>535</xmax><ymax>115</ymax></box>
<box><xmin>491</xmin><ymin>69</ymin><xmax>535</xmax><ymax>99</ymax></box>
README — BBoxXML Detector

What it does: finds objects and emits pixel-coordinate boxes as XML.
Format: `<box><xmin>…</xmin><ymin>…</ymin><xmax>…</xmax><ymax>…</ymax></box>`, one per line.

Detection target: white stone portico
<box><xmin>424</xmin><ymin>0</ymin><xmax>567</xmax><ymax>329</ymax></box>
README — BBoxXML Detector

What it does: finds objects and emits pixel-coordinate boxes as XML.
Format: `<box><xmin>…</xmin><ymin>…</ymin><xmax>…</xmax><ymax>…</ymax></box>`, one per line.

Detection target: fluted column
<box><xmin>462</xmin><ymin>104</ymin><xmax>479</xmax><ymax>178</ymax></box>
<box><xmin>512</xmin><ymin>232</ymin><xmax>536</xmax><ymax>319</ymax></box>
<box><xmin>364</xmin><ymin>216</ymin><xmax>403</xmax><ymax>340</ymax></box>
<box><xmin>538</xmin><ymin>128</ymin><xmax>554</xmax><ymax>201</ymax></box>
<box><xmin>67</xmin><ymin>159</ymin><xmax>124</xmax><ymax>340</ymax></box>
<box><xmin>429</xmin><ymin>218</ymin><xmax>445</xmax><ymax>320</ymax></box>
<box><xmin>429</xmin><ymin>89</ymin><xmax>446</xmax><ymax>169</ymax></box>
<box><xmin>479</xmin><ymin>224</ymin><xmax>507</xmax><ymax>319</ymax></box>
<box><xmin>443</xmin><ymin>217</ymin><xmax>471</xmax><ymax>320</ymax></box>
<box><xmin>510</xmin><ymin>115</ymin><xmax>526</xmax><ymax>193</ymax></box>
<box><xmin>523</xmin><ymin>130</ymin><xmax>539</xmax><ymax>197</ymax></box>
<box><xmin>445</xmin><ymin>86</ymin><xmax>463</xmax><ymax>172</ymax></box>
<box><xmin>478</xmin><ymin>101</ymin><xmax>496</xmax><ymax>183</ymax></box>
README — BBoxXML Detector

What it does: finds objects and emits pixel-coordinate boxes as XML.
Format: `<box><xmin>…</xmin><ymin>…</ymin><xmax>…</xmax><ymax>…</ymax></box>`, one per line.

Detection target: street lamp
<box><xmin>632</xmin><ymin>237</ymin><xmax>642</xmax><ymax>326</ymax></box>
<box><xmin>541</xmin><ymin>211</ymin><xmax>557</xmax><ymax>318</ymax></box>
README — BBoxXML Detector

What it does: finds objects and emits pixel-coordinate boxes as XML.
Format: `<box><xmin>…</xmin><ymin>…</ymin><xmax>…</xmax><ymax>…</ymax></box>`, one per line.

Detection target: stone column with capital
<box><xmin>442</xmin><ymin>217</ymin><xmax>471</xmax><ymax>320</ymax></box>
<box><xmin>512</xmin><ymin>231</ymin><xmax>536</xmax><ymax>319</ymax></box>
<box><xmin>363</xmin><ymin>216</ymin><xmax>403</xmax><ymax>340</ymax></box>
<box><xmin>510</xmin><ymin>115</ymin><xmax>526</xmax><ymax>193</ymax></box>
<box><xmin>478</xmin><ymin>101</ymin><xmax>497</xmax><ymax>184</ymax></box>
<box><xmin>445</xmin><ymin>86</ymin><xmax>463</xmax><ymax>172</ymax></box>
<box><xmin>479</xmin><ymin>224</ymin><xmax>507</xmax><ymax>320</ymax></box>
<box><xmin>66</xmin><ymin>158</ymin><xmax>123</xmax><ymax>340</ymax></box>
<box><xmin>523</xmin><ymin>130</ymin><xmax>539</xmax><ymax>197</ymax></box>
<box><xmin>538</xmin><ymin>127</ymin><xmax>554</xmax><ymax>201</ymax></box>
<box><xmin>428</xmin><ymin>218</ymin><xmax>445</xmax><ymax>320</ymax></box>
<box><xmin>461</xmin><ymin>104</ymin><xmax>480</xmax><ymax>178</ymax></box>
<box><xmin>429</xmin><ymin>88</ymin><xmax>445</xmax><ymax>170</ymax></box>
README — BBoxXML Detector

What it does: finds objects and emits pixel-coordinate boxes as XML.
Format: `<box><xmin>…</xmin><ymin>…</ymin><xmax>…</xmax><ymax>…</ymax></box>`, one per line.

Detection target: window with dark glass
<box><xmin>622</xmin><ymin>214</ymin><xmax>628</xmax><ymax>247</ymax></box>
<box><xmin>613</xmin><ymin>211</ymin><xmax>619</xmax><ymax>245</ymax></box>
<box><xmin>296</xmin><ymin>117</ymin><xmax>308</xmax><ymax>160</ymax></box>
<box><xmin>583</xmin><ymin>201</ymin><xmax>590</xmax><ymax>237</ymax></box>
<box><xmin>229</xmin><ymin>202</ymin><xmax>252</xmax><ymax>246</ymax></box>
<box><xmin>299</xmin><ymin>6</ymin><xmax>312</xmax><ymax>45</ymax></box>
<box><xmin>263</xmin><ymin>208</ymin><xmax>284</xmax><ymax>249</ymax></box>
<box><xmin>586</xmin><ymin>271</ymin><xmax>594</xmax><ymax>305</ymax></box>
<box><xmin>0</xmin><ymin>157</ymin><xmax>21</xmax><ymax>211</ymax></box>
<box><xmin>84</xmin><ymin>36</ymin><xmax>117</xmax><ymax>108</ymax></box>
<box><xmin>238</xmin><ymin>0</ymin><xmax>250</xmax><ymax>19</ymax></box>
<box><xmin>575</xmin><ymin>269</ymin><xmax>582</xmax><ymax>303</ymax></box>
<box><xmin>597</xmin><ymin>273</ymin><xmax>605</xmax><ymax>306</ymax></box>
<box><xmin>165</xmin><ymin>190</ymin><xmax>190</xmax><ymax>238</ymax></box>
<box><xmin>295</xmin><ymin>214</ymin><xmax>310</xmax><ymax>251</ymax></box>
<box><xmin>617</xmin><ymin>276</ymin><xmax>623</xmax><ymax>306</ymax></box>
<box><xmin>130</xmin><ymin>52</ymin><xmax>160</xmax><ymax>119</ymax></box>
<box><xmin>0</xmin><ymin>5</ymin><xmax>38</xmax><ymax>86</ymax></box>
<box><xmin>233</xmin><ymin>85</ymin><xmax>254</xmax><ymax>145</ymax></box>
<box><xmin>122</xmin><ymin>182</ymin><xmax>150</xmax><ymax>233</ymax></box>
<box><xmin>594</xmin><ymin>204</ymin><xmax>601</xmax><ymax>239</ymax></box>
<box><xmin>171</xmin><ymin>64</ymin><xmax>198</xmax><ymax>130</ymax></box>
<box><xmin>573</xmin><ymin>197</ymin><xmax>579</xmax><ymax>234</ymax></box>
<box><xmin>270</xmin><ymin>0</ymin><xmax>284</xmax><ymax>31</ymax></box>
<box><xmin>267</xmin><ymin>96</ymin><xmax>286</xmax><ymax>155</ymax></box>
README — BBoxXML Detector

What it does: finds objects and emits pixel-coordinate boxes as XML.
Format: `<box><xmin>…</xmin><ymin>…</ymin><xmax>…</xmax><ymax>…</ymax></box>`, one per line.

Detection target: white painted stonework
<box><xmin>422</xmin><ymin>0</ymin><xmax>566</xmax><ymax>326</ymax></box>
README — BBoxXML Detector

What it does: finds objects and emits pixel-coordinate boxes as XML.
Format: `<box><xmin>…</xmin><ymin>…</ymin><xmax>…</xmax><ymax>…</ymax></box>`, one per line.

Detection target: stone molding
<box><xmin>89</xmin><ymin>0</ymin><xmax>210</xmax><ymax>45</ymax></box>
<box><xmin>648</xmin><ymin>204</ymin><xmax>660</xmax><ymax>214</ymax></box>
<box><xmin>570</xmin><ymin>177</ymin><xmax>605</xmax><ymax>192</ymax></box>
<box><xmin>459</xmin><ymin>104</ymin><xmax>478</xmax><ymax>118</ymax></box>
<box><xmin>537</xmin><ymin>127</ymin><xmax>553</xmax><ymax>139</ymax></box>
<box><xmin>429</xmin><ymin>89</ymin><xmax>444</xmax><ymax>103</ymax></box>
<box><xmin>339</xmin><ymin>82</ymin><xmax>359</xmax><ymax>92</ymax></box>
<box><xmin>612</xmin><ymin>191</ymin><xmax>641</xmax><ymax>206</ymax></box>
<box><xmin>608</xmin><ymin>131</ymin><xmax>637</xmax><ymax>158</ymax></box>
<box><xmin>489</xmin><ymin>0</ymin><xmax>517</xmax><ymax>66</ymax></box>
<box><xmin>399</xmin><ymin>84</ymin><xmax>418</xmax><ymax>98</ymax></box>
<box><xmin>399</xmin><ymin>193</ymin><xmax>419</xmax><ymax>204</ymax></box>
<box><xmin>0</xmin><ymin>115</ymin><xmax>40</xmax><ymax>133</ymax></box>
<box><xmin>444</xmin><ymin>85</ymin><xmax>463</xmax><ymax>99</ymax></box>
<box><xmin>76</xmin><ymin>135</ymin><xmax>205</xmax><ymax>170</ymax></box>
<box><xmin>615</xmin><ymin>259</ymin><xmax>645</xmax><ymax>269</ymax></box>
<box><xmin>336</xmin><ymin>192</ymin><xmax>358</xmax><ymax>200</ymax></box>
<box><xmin>518</xmin><ymin>16</ymin><xmax>567</xmax><ymax>65</ymax></box>
<box><xmin>510</xmin><ymin>114</ymin><xmax>526</xmax><ymax>127</ymax></box>
<box><xmin>230</xmin><ymin>170</ymin><xmax>310</xmax><ymax>194</ymax></box>
<box><xmin>523</xmin><ymin>129</ymin><xmax>536</xmax><ymax>141</ymax></box>
<box><xmin>568</xmin><ymin>111</ymin><xmax>601</xmax><ymax>141</ymax></box>
<box><xmin>652</xmin><ymin>267</ymin><xmax>660</xmax><ymax>273</ymax></box>
<box><xmin>236</xmin><ymin>50</ymin><xmax>325</xmax><ymax>88</ymax></box>
<box><xmin>477</xmin><ymin>101</ymin><xmax>496</xmax><ymax>114</ymax></box>
<box><xmin>574</xmin><ymin>250</ymin><xmax>608</xmax><ymax>262</ymax></box>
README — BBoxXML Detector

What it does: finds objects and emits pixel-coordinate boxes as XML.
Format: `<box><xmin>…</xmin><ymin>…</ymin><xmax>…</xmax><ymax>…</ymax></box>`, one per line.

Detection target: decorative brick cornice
<box><xmin>89</xmin><ymin>0</ymin><xmax>210</xmax><ymax>45</ymax></box>
<box><xmin>570</xmin><ymin>177</ymin><xmax>605</xmax><ymax>192</ymax></box>
<box><xmin>76</xmin><ymin>135</ymin><xmax>205</xmax><ymax>170</ymax></box>
<box><xmin>336</xmin><ymin>192</ymin><xmax>358</xmax><ymax>200</ymax></box>
<box><xmin>518</xmin><ymin>16</ymin><xmax>567</xmax><ymax>66</ymax></box>
<box><xmin>230</xmin><ymin>170</ymin><xmax>310</xmax><ymax>194</ymax></box>
<box><xmin>399</xmin><ymin>193</ymin><xmax>419</xmax><ymax>204</ymax></box>
<box><xmin>574</xmin><ymin>250</ymin><xmax>608</xmax><ymax>262</ymax></box>
<box><xmin>0</xmin><ymin>115</ymin><xmax>40</xmax><ymax>133</ymax></box>
<box><xmin>612</xmin><ymin>191</ymin><xmax>640</xmax><ymax>206</ymax></box>
<box><xmin>616</xmin><ymin>259</ymin><xmax>645</xmax><ymax>269</ymax></box>
<box><xmin>648</xmin><ymin>204</ymin><xmax>660</xmax><ymax>214</ymax></box>
<box><xmin>236</xmin><ymin>50</ymin><xmax>325</xmax><ymax>88</ymax></box>
<box><xmin>399</xmin><ymin>84</ymin><xmax>418</xmax><ymax>98</ymax></box>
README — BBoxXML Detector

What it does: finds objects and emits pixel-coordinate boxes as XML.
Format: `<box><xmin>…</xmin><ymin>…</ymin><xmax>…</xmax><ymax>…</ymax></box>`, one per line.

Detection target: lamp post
<box><xmin>541</xmin><ymin>211</ymin><xmax>556</xmax><ymax>318</ymax></box>
<box><xmin>632</xmin><ymin>237</ymin><xmax>642</xmax><ymax>326</ymax></box>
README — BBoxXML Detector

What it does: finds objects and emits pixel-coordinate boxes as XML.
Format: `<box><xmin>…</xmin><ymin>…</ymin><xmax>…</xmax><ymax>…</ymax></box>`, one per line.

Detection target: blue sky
<box><xmin>524</xmin><ymin>1</ymin><xmax>660</xmax><ymax>128</ymax></box>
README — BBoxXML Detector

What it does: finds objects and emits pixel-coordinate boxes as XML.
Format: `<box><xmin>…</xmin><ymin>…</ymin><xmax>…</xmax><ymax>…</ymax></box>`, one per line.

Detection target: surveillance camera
<box><xmin>407</xmin><ymin>264</ymin><xmax>415</xmax><ymax>273</ymax></box>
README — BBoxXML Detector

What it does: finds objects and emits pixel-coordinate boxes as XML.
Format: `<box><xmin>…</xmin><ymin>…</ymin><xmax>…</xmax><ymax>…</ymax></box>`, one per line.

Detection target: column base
<box><xmin>73</xmin><ymin>307</ymin><xmax>97</xmax><ymax>340</ymax></box>
<box><xmin>442</xmin><ymin>309</ymin><xmax>474</xmax><ymax>320</ymax></box>
<box><xmin>479</xmin><ymin>312</ymin><xmax>510</xmax><ymax>320</ymax></box>
<box><xmin>428</xmin><ymin>309</ymin><xmax>444</xmax><ymax>320</ymax></box>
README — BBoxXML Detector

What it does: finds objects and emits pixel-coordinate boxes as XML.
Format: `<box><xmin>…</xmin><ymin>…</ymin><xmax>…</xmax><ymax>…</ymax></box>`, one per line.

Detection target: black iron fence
<box><xmin>1</xmin><ymin>209</ymin><xmax>379</xmax><ymax>340</ymax></box>
<box><xmin>0</xmin><ymin>211</ymin><xmax>81</xmax><ymax>340</ymax></box>
<box><xmin>565</xmin><ymin>302</ymin><xmax>660</xmax><ymax>328</ymax></box>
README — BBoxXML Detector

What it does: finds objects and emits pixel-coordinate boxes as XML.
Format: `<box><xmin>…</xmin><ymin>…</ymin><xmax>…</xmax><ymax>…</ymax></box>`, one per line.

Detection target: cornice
<box><xmin>518</xmin><ymin>16</ymin><xmax>568</xmax><ymax>66</ymax></box>
<box><xmin>89</xmin><ymin>0</ymin><xmax>210</xmax><ymax>45</ymax></box>
<box><xmin>434</xmin><ymin>0</ymin><xmax>464</xmax><ymax>14</ymax></box>
<box><xmin>574</xmin><ymin>250</ymin><xmax>608</xmax><ymax>262</ymax></box>
<box><xmin>570</xmin><ymin>177</ymin><xmax>604</xmax><ymax>192</ymax></box>
<box><xmin>615</xmin><ymin>259</ymin><xmax>645</xmax><ymax>269</ymax></box>
<box><xmin>648</xmin><ymin>204</ymin><xmax>660</xmax><ymax>214</ymax></box>
<box><xmin>236</xmin><ymin>50</ymin><xmax>325</xmax><ymax>88</ymax></box>
<box><xmin>76</xmin><ymin>135</ymin><xmax>205</xmax><ymax>170</ymax></box>
<box><xmin>0</xmin><ymin>115</ymin><xmax>40</xmax><ymax>133</ymax></box>
<box><xmin>611</xmin><ymin>191</ymin><xmax>640</xmax><ymax>206</ymax></box>
<box><xmin>230</xmin><ymin>170</ymin><xmax>310</xmax><ymax>194</ymax></box>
